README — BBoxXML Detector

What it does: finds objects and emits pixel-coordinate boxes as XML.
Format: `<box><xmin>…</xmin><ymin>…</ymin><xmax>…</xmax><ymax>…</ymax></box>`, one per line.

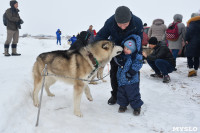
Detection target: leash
<box><xmin>44</xmin><ymin>70</ymin><xmax>110</xmax><ymax>82</ymax></box>
<box><xmin>35</xmin><ymin>64</ymin><xmax>47</xmax><ymax>127</ymax></box>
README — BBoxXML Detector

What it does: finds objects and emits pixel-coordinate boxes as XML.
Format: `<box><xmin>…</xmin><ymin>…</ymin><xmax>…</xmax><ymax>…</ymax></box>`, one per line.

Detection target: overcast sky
<box><xmin>0</xmin><ymin>0</ymin><xmax>199</xmax><ymax>36</ymax></box>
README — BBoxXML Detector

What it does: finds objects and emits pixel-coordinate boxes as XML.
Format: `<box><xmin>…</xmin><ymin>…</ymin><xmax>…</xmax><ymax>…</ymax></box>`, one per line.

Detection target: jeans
<box><xmin>147</xmin><ymin>59</ymin><xmax>174</xmax><ymax>75</ymax></box>
<box><xmin>171</xmin><ymin>49</ymin><xmax>179</xmax><ymax>59</ymax></box>
<box><xmin>187</xmin><ymin>57</ymin><xmax>199</xmax><ymax>70</ymax></box>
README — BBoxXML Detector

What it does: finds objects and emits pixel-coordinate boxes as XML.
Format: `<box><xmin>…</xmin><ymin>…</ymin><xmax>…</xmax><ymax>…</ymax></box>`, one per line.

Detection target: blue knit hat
<box><xmin>124</xmin><ymin>39</ymin><xmax>136</xmax><ymax>53</ymax></box>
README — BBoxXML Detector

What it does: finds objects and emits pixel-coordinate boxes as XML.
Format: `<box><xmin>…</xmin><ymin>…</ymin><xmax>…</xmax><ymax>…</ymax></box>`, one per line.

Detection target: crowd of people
<box><xmin>3</xmin><ymin>0</ymin><xmax>200</xmax><ymax>116</ymax></box>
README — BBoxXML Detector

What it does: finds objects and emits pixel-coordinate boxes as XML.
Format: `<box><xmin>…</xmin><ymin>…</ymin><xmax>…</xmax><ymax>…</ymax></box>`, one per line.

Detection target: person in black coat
<box><xmin>94</xmin><ymin>6</ymin><xmax>143</xmax><ymax>105</ymax></box>
<box><xmin>142</xmin><ymin>37</ymin><xmax>175</xmax><ymax>83</ymax></box>
<box><xmin>185</xmin><ymin>15</ymin><xmax>200</xmax><ymax>77</ymax></box>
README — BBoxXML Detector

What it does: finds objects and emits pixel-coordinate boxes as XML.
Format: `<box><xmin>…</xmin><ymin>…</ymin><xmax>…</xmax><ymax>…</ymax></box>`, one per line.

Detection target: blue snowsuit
<box><xmin>56</xmin><ymin>29</ymin><xmax>61</xmax><ymax>45</ymax></box>
<box><xmin>68</xmin><ymin>36</ymin><xmax>77</xmax><ymax>45</ymax></box>
<box><xmin>116</xmin><ymin>34</ymin><xmax>143</xmax><ymax>109</ymax></box>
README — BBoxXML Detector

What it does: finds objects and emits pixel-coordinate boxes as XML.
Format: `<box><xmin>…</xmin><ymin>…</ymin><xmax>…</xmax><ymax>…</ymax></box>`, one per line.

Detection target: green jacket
<box><xmin>5</xmin><ymin>8</ymin><xmax>21</xmax><ymax>31</ymax></box>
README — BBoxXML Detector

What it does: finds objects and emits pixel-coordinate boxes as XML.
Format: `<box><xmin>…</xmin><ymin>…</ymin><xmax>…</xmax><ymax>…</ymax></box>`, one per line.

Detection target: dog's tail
<box><xmin>32</xmin><ymin>57</ymin><xmax>44</xmax><ymax>84</ymax></box>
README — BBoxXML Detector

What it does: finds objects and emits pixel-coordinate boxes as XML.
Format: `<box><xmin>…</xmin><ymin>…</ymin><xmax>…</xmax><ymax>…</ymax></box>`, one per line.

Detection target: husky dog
<box><xmin>32</xmin><ymin>40</ymin><xmax>122</xmax><ymax>117</ymax></box>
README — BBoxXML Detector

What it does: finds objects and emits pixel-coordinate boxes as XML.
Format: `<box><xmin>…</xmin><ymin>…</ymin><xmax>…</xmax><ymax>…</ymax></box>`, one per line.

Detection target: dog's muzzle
<box><xmin>117</xmin><ymin>51</ymin><xmax>122</xmax><ymax>55</ymax></box>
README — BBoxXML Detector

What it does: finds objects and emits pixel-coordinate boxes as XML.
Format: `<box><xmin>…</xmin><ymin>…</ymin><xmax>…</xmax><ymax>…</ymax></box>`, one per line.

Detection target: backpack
<box><xmin>142</xmin><ymin>32</ymin><xmax>149</xmax><ymax>46</ymax></box>
<box><xmin>166</xmin><ymin>22</ymin><xmax>180</xmax><ymax>41</ymax></box>
<box><xmin>3</xmin><ymin>12</ymin><xmax>7</xmax><ymax>26</ymax></box>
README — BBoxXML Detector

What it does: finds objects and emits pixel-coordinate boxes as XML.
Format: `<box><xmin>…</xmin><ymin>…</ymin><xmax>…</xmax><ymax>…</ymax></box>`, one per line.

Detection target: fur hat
<box><xmin>191</xmin><ymin>13</ymin><xmax>199</xmax><ymax>18</ymax></box>
<box><xmin>115</xmin><ymin>6</ymin><xmax>131</xmax><ymax>23</ymax></box>
<box><xmin>10</xmin><ymin>0</ymin><xmax>18</xmax><ymax>7</ymax></box>
<box><xmin>173</xmin><ymin>14</ymin><xmax>183</xmax><ymax>22</ymax></box>
<box><xmin>148</xmin><ymin>37</ymin><xmax>158</xmax><ymax>45</ymax></box>
<box><xmin>124</xmin><ymin>39</ymin><xmax>136</xmax><ymax>53</ymax></box>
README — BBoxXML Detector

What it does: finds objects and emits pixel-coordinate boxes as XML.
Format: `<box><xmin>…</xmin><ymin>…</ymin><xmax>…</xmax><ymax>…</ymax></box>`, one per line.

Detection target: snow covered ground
<box><xmin>0</xmin><ymin>35</ymin><xmax>199</xmax><ymax>133</ymax></box>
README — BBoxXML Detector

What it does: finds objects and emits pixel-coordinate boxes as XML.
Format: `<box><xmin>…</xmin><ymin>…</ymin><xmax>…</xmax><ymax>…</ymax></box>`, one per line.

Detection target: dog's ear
<box><xmin>102</xmin><ymin>43</ymin><xmax>109</xmax><ymax>50</ymax></box>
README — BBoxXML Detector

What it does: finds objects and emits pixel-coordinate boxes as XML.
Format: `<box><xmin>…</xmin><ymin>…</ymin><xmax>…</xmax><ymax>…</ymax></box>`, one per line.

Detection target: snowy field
<box><xmin>0</xmin><ymin>35</ymin><xmax>199</xmax><ymax>133</ymax></box>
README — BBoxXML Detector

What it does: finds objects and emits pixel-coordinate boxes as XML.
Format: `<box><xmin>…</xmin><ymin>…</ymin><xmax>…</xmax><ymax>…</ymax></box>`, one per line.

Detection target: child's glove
<box><xmin>126</xmin><ymin>72</ymin><xmax>132</xmax><ymax>81</ymax></box>
<box><xmin>126</xmin><ymin>69</ymin><xmax>137</xmax><ymax>81</ymax></box>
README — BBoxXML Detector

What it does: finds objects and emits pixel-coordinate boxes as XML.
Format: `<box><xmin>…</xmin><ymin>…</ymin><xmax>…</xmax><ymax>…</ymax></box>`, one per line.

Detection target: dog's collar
<box><xmin>88</xmin><ymin>52</ymin><xmax>99</xmax><ymax>68</ymax></box>
<box><xmin>87</xmin><ymin>52</ymin><xmax>99</xmax><ymax>79</ymax></box>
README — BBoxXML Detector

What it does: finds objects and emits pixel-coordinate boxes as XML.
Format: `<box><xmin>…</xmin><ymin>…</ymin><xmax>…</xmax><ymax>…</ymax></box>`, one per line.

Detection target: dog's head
<box><xmin>88</xmin><ymin>40</ymin><xmax>122</xmax><ymax>65</ymax></box>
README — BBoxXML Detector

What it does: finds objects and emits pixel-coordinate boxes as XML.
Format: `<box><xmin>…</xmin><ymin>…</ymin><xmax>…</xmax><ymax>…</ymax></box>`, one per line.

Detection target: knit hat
<box><xmin>10</xmin><ymin>0</ymin><xmax>18</xmax><ymax>7</ymax></box>
<box><xmin>124</xmin><ymin>39</ymin><xmax>136</xmax><ymax>53</ymax></box>
<box><xmin>115</xmin><ymin>6</ymin><xmax>131</xmax><ymax>23</ymax></box>
<box><xmin>148</xmin><ymin>37</ymin><xmax>158</xmax><ymax>45</ymax></box>
<box><xmin>173</xmin><ymin>14</ymin><xmax>183</xmax><ymax>22</ymax></box>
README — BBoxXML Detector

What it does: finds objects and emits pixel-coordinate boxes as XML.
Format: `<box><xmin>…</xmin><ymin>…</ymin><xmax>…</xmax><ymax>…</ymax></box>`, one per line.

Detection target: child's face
<box><xmin>123</xmin><ymin>46</ymin><xmax>132</xmax><ymax>55</ymax></box>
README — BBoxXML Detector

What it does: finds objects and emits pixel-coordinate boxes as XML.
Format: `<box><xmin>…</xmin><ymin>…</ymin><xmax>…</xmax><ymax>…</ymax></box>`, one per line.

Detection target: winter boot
<box><xmin>118</xmin><ymin>106</ymin><xmax>127</xmax><ymax>113</ymax></box>
<box><xmin>108</xmin><ymin>95</ymin><xmax>117</xmax><ymax>105</ymax></box>
<box><xmin>150</xmin><ymin>73</ymin><xmax>163</xmax><ymax>78</ymax></box>
<box><xmin>188</xmin><ymin>69</ymin><xmax>197</xmax><ymax>77</ymax></box>
<box><xmin>4</xmin><ymin>45</ymin><xmax>11</xmax><ymax>56</ymax></box>
<box><xmin>11</xmin><ymin>44</ymin><xmax>21</xmax><ymax>56</ymax></box>
<box><xmin>163</xmin><ymin>75</ymin><xmax>170</xmax><ymax>83</ymax></box>
<box><xmin>133</xmin><ymin>108</ymin><xmax>141</xmax><ymax>116</ymax></box>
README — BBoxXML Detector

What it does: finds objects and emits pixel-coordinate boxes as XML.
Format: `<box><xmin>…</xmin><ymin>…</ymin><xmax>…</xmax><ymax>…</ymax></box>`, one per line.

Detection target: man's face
<box><xmin>117</xmin><ymin>22</ymin><xmax>130</xmax><ymax>30</ymax></box>
<box><xmin>14</xmin><ymin>3</ymin><xmax>18</xmax><ymax>9</ymax></box>
<box><xmin>89</xmin><ymin>25</ymin><xmax>93</xmax><ymax>30</ymax></box>
<box><xmin>149</xmin><ymin>44</ymin><xmax>156</xmax><ymax>49</ymax></box>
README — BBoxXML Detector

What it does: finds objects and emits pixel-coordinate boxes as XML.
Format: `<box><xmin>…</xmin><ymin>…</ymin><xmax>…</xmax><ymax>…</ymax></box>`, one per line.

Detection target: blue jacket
<box><xmin>185</xmin><ymin>17</ymin><xmax>200</xmax><ymax>57</ymax></box>
<box><xmin>56</xmin><ymin>29</ymin><xmax>61</xmax><ymax>39</ymax></box>
<box><xmin>68</xmin><ymin>36</ymin><xmax>77</xmax><ymax>45</ymax></box>
<box><xmin>95</xmin><ymin>14</ymin><xmax>143</xmax><ymax>47</ymax></box>
<box><xmin>117</xmin><ymin>34</ymin><xmax>143</xmax><ymax>87</ymax></box>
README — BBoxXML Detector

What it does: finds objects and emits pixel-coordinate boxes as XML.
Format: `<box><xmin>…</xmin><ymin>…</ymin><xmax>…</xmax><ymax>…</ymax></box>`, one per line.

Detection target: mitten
<box><xmin>126</xmin><ymin>72</ymin><xmax>132</xmax><ymax>81</ymax></box>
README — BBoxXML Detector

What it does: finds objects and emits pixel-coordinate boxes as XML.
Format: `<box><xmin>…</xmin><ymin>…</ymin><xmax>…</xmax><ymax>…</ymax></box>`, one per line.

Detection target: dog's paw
<box><xmin>48</xmin><ymin>93</ymin><xmax>55</xmax><ymax>97</ymax></box>
<box><xmin>34</xmin><ymin>101</ymin><xmax>39</xmax><ymax>107</ymax></box>
<box><xmin>87</xmin><ymin>96</ymin><xmax>93</xmax><ymax>101</ymax></box>
<box><xmin>102</xmin><ymin>80</ymin><xmax>107</xmax><ymax>82</ymax></box>
<box><xmin>74</xmin><ymin>111</ymin><xmax>83</xmax><ymax>117</ymax></box>
<box><xmin>89</xmin><ymin>81</ymin><xmax>98</xmax><ymax>85</ymax></box>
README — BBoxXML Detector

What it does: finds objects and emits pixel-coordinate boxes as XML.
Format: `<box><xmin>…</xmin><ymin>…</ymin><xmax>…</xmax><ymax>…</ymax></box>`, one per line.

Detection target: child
<box><xmin>116</xmin><ymin>34</ymin><xmax>143</xmax><ymax>116</ymax></box>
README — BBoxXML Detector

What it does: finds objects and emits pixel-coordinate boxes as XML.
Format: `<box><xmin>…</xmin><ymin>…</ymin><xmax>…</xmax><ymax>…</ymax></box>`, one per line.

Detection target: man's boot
<box><xmin>188</xmin><ymin>68</ymin><xmax>197</xmax><ymax>77</ymax></box>
<box><xmin>11</xmin><ymin>44</ymin><xmax>21</xmax><ymax>56</ymax></box>
<box><xmin>4</xmin><ymin>44</ymin><xmax>10</xmax><ymax>56</ymax></box>
<box><xmin>108</xmin><ymin>95</ymin><xmax>117</xmax><ymax>105</ymax></box>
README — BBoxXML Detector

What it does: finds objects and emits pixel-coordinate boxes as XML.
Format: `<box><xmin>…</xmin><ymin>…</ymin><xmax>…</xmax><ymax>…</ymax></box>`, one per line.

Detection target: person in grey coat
<box><xmin>167</xmin><ymin>14</ymin><xmax>186</xmax><ymax>63</ymax></box>
<box><xmin>148</xmin><ymin>19</ymin><xmax>167</xmax><ymax>42</ymax></box>
<box><xmin>4</xmin><ymin>0</ymin><xmax>23</xmax><ymax>56</ymax></box>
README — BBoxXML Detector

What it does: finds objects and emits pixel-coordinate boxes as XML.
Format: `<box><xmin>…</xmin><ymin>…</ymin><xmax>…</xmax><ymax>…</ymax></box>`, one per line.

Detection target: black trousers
<box><xmin>187</xmin><ymin>57</ymin><xmax>200</xmax><ymax>70</ymax></box>
<box><xmin>110</xmin><ymin>59</ymin><xmax>118</xmax><ymax>98</ymax></box>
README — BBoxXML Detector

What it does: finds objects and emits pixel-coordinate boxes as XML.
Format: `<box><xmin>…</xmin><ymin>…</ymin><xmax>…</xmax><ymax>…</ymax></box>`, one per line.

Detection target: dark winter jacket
<box><xmin>56</xmin><ymin>29</ymin><xmax>61</xmax><ymax>39</ymax></box>
<box><xmin>185</xmin><ymin>16</ymin><xmax>200</xmax><ymax>57</ymax></box>
<box><xmin>95</xmin><ymin>14</ymin><xmax>143</xmax><ymax>48</ymax></box>
<box><xmin>69</xmin><ymin>31</ymin><xmax>91</xmax><ymax>51</ymax></box>
<box><xmin>146</xmin><ymin>44</ymin><xmax>175</xmax><ymax>67</ymax></box>
<box><xmin>117</xmin><ymin>34</ymin><xmax>143</xmax><ymax>87</ymax></box>
<box><xmin>5</xmin><ymin>8</ymin><xmax>21</xmax><ymax>31</ymax></box>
